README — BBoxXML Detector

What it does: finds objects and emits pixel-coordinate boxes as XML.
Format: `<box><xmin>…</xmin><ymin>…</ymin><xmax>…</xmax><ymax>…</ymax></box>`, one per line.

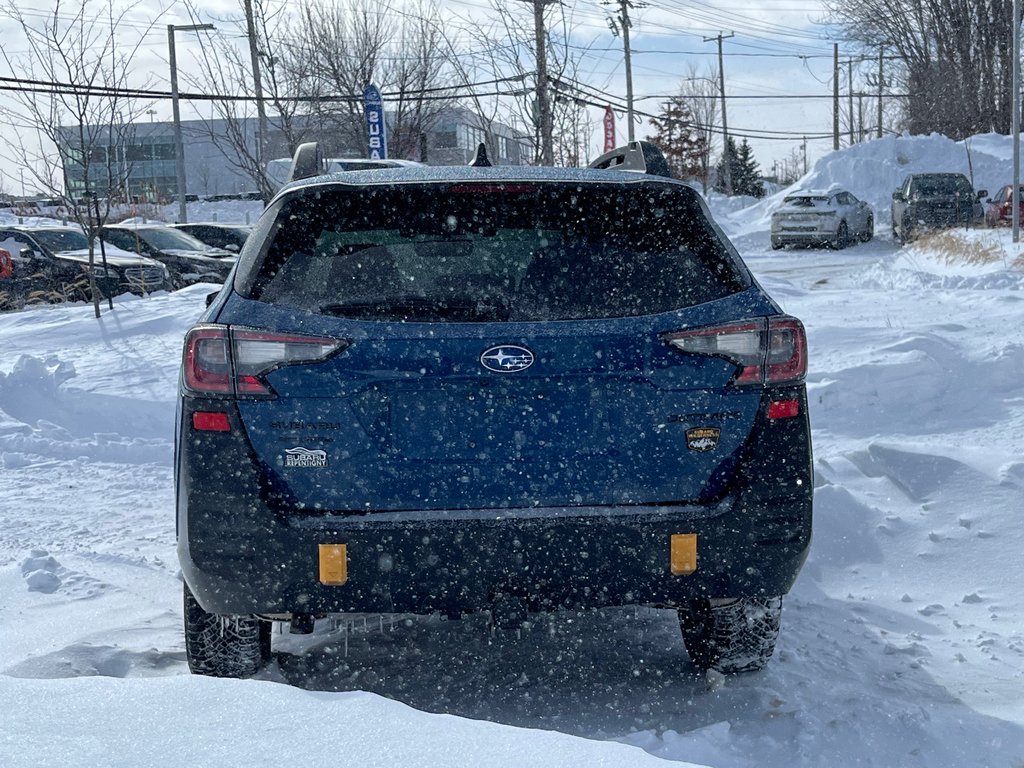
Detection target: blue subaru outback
<box><xmin>176</xmin><ymin>142</ymin><xmax>812</xmax><ymax>678</ymax></box>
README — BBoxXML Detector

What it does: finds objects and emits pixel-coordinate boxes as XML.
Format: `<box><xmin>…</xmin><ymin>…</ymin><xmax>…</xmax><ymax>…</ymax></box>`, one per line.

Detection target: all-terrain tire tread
<box><xmin>183</xmin><ymin>583</ymin><xmax>269</xmax><ymax>678</ymax></box>
<box><xmin>680</xmin><ymin>596</ymin><xmax>783</xmax><ymax>674</ymax></box>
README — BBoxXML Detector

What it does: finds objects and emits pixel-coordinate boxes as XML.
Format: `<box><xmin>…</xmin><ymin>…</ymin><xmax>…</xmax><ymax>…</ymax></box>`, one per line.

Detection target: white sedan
<box><xmin>770</xmin><ymin>189</ymin><xmax>874</xmax><ymax>249</ymax></box>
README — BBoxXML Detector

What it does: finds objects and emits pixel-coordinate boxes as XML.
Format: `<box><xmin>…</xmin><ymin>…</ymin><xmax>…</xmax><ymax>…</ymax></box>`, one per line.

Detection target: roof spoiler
<box><xmin>288</xmin><ymin>142</ymin><xmax>324</xmax><ymax>183</ymax></box>
<box><xmin>588</xmin><ymin>141</ymin><xmax>673</xmax><ymax>178</ymax></box>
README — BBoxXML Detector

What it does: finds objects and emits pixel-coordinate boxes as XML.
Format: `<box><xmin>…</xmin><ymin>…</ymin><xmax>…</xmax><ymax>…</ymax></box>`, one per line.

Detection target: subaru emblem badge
<box><xmin>480</xmin><ymin>345</ymin><xmax>535</xmax><ymax>373</ymax></box>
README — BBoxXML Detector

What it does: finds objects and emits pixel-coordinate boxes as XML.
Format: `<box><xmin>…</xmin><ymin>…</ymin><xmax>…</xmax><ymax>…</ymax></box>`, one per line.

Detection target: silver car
<box><xmin>770</xmin><ymin>189</ymin><xmax>874</xmax><ymax>250</ymax></box>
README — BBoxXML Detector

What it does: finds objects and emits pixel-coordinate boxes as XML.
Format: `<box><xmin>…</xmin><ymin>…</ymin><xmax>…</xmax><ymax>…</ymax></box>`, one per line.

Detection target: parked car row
<box><xmin>0</xmin><ymin>222</ymin><xmax>252</xmax><ymax>311</ymax></box>
<box><xmin>0</xmin><ymin>226</ymin><xmax>170</xmax><ymax>309</ymax></box>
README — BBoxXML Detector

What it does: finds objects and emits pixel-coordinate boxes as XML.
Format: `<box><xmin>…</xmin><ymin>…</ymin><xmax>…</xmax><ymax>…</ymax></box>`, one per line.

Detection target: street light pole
<box><xmin>168</xmin><ymin>23</ymin><xmax>214</xmax><ymax>224</ymax></box>
<box><xmin>1013</xmin><ymin>0</ymin><xmax>1020</xmax><ymax>243</ymax></box>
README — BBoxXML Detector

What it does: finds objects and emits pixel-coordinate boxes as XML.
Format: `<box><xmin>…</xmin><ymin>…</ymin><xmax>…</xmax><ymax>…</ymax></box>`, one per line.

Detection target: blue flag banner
<box><xmin>363</xmin><ymin>84</ymin><xmax>388</xmax><ymax>160</ymax></box>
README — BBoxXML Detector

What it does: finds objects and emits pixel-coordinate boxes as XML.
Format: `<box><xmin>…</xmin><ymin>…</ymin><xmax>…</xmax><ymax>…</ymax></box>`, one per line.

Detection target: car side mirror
<box><xmin>19</xmin><ymin>248</ymin><xmax>37</xmax><ymax>258</ymax></box>
<box><xmin>976</xmin><ymin>189</ymin><xmax>988</xmax><ymax>200</ymax></box>
<box><xmin>205</xmin><ymin>291</ymin><xmax>220</xmax><ymax>307</ymax></box>
<box><xmin>892</xmin><ymin>191</ymin><xmax>902</xmax><ymax>201</ymax></box>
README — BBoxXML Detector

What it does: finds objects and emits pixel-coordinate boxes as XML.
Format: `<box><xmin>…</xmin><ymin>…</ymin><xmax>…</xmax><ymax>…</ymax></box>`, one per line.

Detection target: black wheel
<box><xmin>183</xmin><ymin>582</ymin><xmax>270</xmax><ymax>678</ymax></box>
<box><xmin>679</xmin><ymin>596</ymin><xmax>782</xmax><ymax>673</ymax></box>
<box><xmin>832</xmin><ymin>222</ymin><xmax>850</xmax><ymax>249</ymax></box>
<box><xmin>860</xmin><ymin>215</ymin><xmax>874</xmax><ymax>242</ymax></box>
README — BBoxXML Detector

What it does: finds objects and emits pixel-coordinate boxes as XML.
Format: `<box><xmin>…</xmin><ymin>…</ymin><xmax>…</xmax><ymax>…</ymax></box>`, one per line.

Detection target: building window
<box><xmin>433</xmin><ymin>131</ymin><xmax>457</xmax><ymax>148</ymax></box>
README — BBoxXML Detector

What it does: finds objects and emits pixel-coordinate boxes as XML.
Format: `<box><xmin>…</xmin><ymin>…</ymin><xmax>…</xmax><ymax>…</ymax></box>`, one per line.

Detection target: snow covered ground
<box><xmin>2</xmin><ymin>133</ymin><xmax>1024</xmax><ymax>767</ymax></box>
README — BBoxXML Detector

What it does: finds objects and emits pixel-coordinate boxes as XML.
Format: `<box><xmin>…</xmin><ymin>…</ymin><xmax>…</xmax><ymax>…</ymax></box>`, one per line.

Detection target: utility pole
<box><xmin>664</xmin><ymin>99</ymin><xmax>674</xmax><ymax>153</ymax></box>
<box><xmin>802</xmin><ymin>137</ymin><xmax>808</xmax><ymax>176</ymax></box>
<box><xmin>857</xmin><ymin>93</ymin><xmax>865</xmax><ymax>142</ymax></box>
<box><xmin>847</xmin><ymin>59</ymin><xmax>854</xmax><ymax>146</ymax></box>
<box><xmin>832</xmin><ymin>44</ymin><xmax>839</xmax><ymax>150</ymax></box>
<box><xmin>607</xmin><ymin>0</ymin><xmax>642</xmax><ymax>143</ymax></box>
<box><xmin>524</xmin><ymin>0</ymin><xmax>555</xmax><ymax>165</ymax></box>
<box><xmin>242</xmin><ymin>0</ymin><xmax>268</xmax><ymax>198</ymax></box>
<box><xmin>621</xmin><ymin>0</ymin><xmax>636</xmax><ymax>142</ymax></box>
<box><xmin>1013</xmin><ymin>0</ymin><xmax>1020</xmax><ymax>242</ymax></box>
<box><xmin>877</xmin><ymin>47</ymin><xmax>884</xmax><ymax>139</ymax></box>
<box><xmin>705</xmin><ymin>32</ymin><xmax>734</xmax><ymax>194</ymax></box>
<box><xmin>168</xmin><ymin>23</ymin><xmax>215</xmax><ymax>225</ymax></box>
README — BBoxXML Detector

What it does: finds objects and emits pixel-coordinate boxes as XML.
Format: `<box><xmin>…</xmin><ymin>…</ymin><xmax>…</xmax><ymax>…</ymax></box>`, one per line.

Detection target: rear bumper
<box><xmin>771</xmin><ymin>233</ymin><xmax>835</xmax><ymax>247</ymax></box>
<box><xmin>179</xmin><ymin>498</ymin><xmax>811</xmax><ymax>615</ymax></box>
<box><xmin>176</xmin><ymin>387</ymin><xmax>813</xmax><ymax>616</ymax></box>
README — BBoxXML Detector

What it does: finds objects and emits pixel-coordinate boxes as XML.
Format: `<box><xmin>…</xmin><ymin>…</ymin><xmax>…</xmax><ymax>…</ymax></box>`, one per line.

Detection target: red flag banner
<box><xmin>603</xmin><ymin>106</ymin><xmax>616</xmax><ymax>152</ymax></box>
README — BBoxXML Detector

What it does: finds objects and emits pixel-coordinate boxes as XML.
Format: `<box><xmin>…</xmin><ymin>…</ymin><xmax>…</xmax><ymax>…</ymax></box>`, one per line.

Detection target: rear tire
<box><xmin>832</xmin><ymin>222</ymin><xmax>850</xmax><ymax>249</ymax></box>
<box><xmin>860</xmin><ymin>215</ymin><xmax>874</xmax><ymax>242</ymax></box>
<box><xmin>679</xmin><ymin>596</ymin><xmax>782</xmax><ymax>673</ymax></box>
<box><xmin>183</xmin><ymin>582</ymin><xmax>270</xmax><ymax>678</ymax></box>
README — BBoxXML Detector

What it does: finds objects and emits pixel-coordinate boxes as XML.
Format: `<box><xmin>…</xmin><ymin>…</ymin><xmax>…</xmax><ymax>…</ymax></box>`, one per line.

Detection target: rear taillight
<box><xmin>663</xmin><ymin>316</ymin><xmax>807</xmax><ymax>386</ymax></box>
<box><xmin>182</xmin><ymin>325</ymin><xmax>347</xmax><ymax>397</ymax></box>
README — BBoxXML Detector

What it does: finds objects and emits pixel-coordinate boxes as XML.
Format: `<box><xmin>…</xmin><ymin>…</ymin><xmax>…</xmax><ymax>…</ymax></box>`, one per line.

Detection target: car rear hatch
<box><xmin>202</xmin><ymin>180</ymin><xmax>796</xmax><ymax>513</ymax></box>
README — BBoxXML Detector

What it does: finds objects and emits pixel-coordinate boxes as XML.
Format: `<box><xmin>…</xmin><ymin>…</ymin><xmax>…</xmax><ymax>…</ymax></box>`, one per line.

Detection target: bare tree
<box><xmin>675</xmin><ymin>66</ymin><xmax>719</xmax><ymax>193</ymax></box>
<box><xmin>0</xmin><ymin>0</ymin><xmax>154</xmax><ymax>316</ymax></box>
<box><xmin>825</xmin><ymin>0</ymin><xmax>1018</xmax><ymax>139</ymax></box>
<box><xmin>290</xmin><ymin>0</ymin><xmax>455</xmax><ymax>160</ymax></box>
<box><xmin>186</xmin><ymin>0</ymin><xmax>313</xmax><ymax>201</ymax></box>
<box><xmin>449</xmin><ymin>0</ymin><xmax>591</xmax><ymax>166</ymax></box>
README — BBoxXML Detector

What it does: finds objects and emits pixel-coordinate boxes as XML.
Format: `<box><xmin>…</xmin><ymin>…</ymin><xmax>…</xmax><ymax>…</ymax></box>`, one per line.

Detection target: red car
<box><xmin>985</xmin><ymin>185</ymin><xmax>1024</xmax><ymax>227</ymax></box>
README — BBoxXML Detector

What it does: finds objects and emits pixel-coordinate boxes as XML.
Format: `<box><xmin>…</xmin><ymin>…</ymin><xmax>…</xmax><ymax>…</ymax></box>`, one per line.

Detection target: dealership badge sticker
<box><xmin>284</xmin><ymin>447</ymin><xmax>328</xmax><ymax>468</ymax></box>
<box><xmin>686</xmin><ymin>427</ymin><xmax>721</xmax><ymax>452</ymax></box>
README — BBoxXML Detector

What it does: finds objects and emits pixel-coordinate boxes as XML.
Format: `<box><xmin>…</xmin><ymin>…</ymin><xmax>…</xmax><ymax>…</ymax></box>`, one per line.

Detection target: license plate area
<box><xmin>389</xmin><ymin>382</ymin><xmax>609</xmax><ymax>460</ymax></box>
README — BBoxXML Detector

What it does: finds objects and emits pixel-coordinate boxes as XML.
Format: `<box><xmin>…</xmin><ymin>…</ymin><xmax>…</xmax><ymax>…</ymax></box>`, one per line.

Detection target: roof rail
<box><xmin>288</xmin><ymin>142</ymin><xmax>324</xmax><ymax>183</ymax></box>
<box><xmin>588</xmin><ymin>141</ymin><xmax>673</xmax><ymax>178</ymax></box>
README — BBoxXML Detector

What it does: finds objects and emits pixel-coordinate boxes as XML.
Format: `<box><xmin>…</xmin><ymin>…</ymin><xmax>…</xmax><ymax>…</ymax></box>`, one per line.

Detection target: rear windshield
<box><xmin>245</xmin><ymin>183</ymin><xmax>747</xmax><ymax>322</ymax></box>
<box><xmin>782</xmin><ymin>195</ymin><xmax>830</xmax><ymax>207</ymax></box>
<box><xmin>911</xmin><ymin>176</ymin><xmax>973</xmax><ymax>196</ymax></box>
<box><xmin>30</xmin><ymin>229</ymin><xmax>89</xmax><ymax>252</ymax></box>
<box><xmin>135</xmin><ymin>228</ymin><xmax>210</xmax><ymax>251</ymax></box>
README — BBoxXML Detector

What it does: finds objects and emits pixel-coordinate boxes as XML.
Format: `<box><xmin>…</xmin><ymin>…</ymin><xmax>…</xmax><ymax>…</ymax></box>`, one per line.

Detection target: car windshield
<box><xmin>29</xmin><ymin>229</ymin><xmax>89</xmax><ymax>252</ymax></box>
<box><xmin>911</xmin><ymin>176</ymin><xmax>973</xmax><ymax>196</ymax></box>
<box><xmin>782</xmin><ymin>195</ymin><xmax>831</xmax><ymax>208</ymax></box>
<box><xmin>134</xmin><ymin>228</ymin><xmax>212</xmax><ymax>252</ymax></box>
<box><xmin>249</xmin><ymin>183</ymin><xmax>747</xmax><ymax>321</ymax></box>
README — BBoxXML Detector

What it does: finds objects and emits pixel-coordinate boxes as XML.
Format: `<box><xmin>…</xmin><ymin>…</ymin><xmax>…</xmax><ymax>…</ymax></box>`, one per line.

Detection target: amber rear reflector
<box><xmin>318</xmin><ymin>544</ymin><xmax>348</xmax><ymax>585</ymax></box>
<box><xmin>670</xmin><ymin>534</ymin><xmax>698</xmax><ymax>575</ymax></box>
<box><xmin>191</xmin><ymin>411</ymin><xmax>230</xmax><ymax>432</ymax></box>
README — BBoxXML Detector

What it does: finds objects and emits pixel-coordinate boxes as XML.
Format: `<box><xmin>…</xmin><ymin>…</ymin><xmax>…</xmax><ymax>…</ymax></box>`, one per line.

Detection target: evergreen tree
<box><xmin>713</xmin><ymin>137</ymin><xmax>737</xmax><ymax>195</ymax></box>
<box><xmin>646</xmin><ymin>97</ymin><xmax>708</xmax><ymax>182</ymax></box>
<box><xmin>732</xmin><ymin>139</ymin><xmax>764</xmax><ymax>197</ymax></box>
<box><xmin>714</xmin><ymin>137</ymin><xmax>764</xmax><ymax>197</ymax></box>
